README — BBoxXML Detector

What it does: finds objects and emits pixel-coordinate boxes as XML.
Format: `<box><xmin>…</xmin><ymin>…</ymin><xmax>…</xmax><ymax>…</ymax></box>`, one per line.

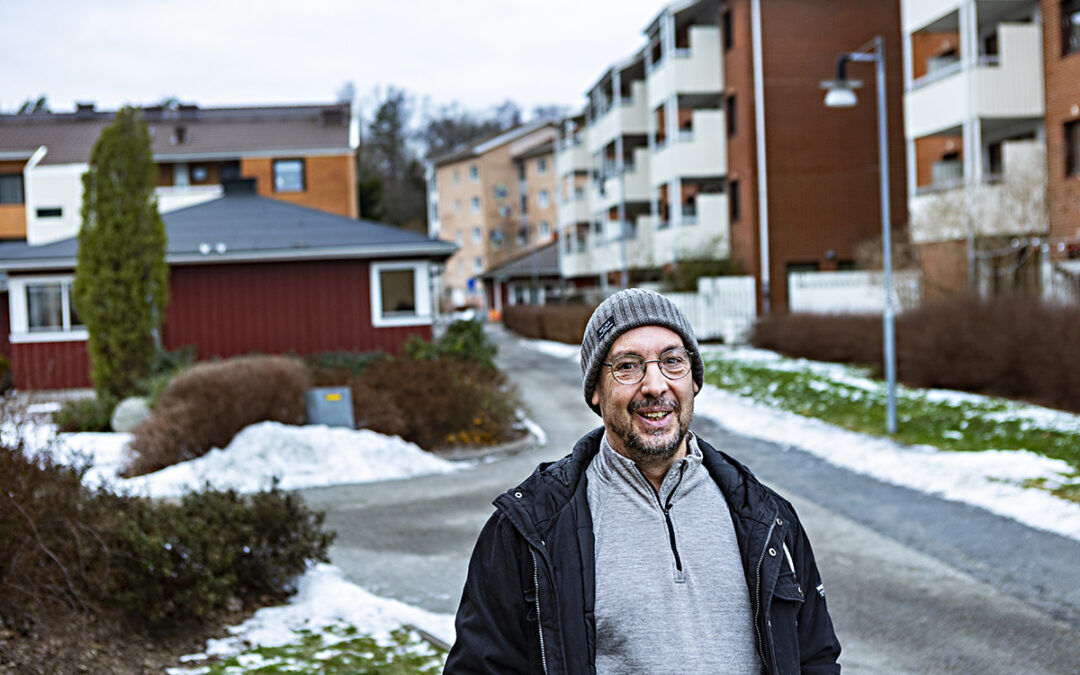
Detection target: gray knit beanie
<box><xmin>581</xmin><ymin>288</ymin><xmax>704</xmax><ymax>415</ymax></box>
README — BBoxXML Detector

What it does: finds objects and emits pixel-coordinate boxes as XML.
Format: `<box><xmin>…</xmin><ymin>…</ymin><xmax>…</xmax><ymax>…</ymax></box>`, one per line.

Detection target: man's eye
<box><xmin>615</xmin><ymin>361</ymin><xmax>639</xmax><ymax>371</ymax></box>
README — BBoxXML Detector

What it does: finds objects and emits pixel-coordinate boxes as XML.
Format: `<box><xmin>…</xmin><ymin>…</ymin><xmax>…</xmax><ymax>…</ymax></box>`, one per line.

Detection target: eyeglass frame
<box><xmin>601</xmin><ymin>347</ymin><xmax>696</xmax><ymax>385</ymax></box>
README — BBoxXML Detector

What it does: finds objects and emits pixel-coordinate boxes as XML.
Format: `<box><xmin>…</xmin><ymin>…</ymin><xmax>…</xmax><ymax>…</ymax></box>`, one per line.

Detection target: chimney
<box><xmin>75</xmin><ymin>102</ymin><xmax>96</xmax><ymax>119</ymax></box>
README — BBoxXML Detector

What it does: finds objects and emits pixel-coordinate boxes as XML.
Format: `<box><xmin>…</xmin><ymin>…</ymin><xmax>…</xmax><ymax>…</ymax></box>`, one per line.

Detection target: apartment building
<box><xmin>902</xmin><ymin>0</ymin><xmax>1051</xmax><ymax>297</ymax></box>
<box><xmin>556</xmin><ymin>0</ymin><xmax>908</xmax><ymax>312</ymax></box>
<box><xmin>0</xmin><ymin>102</ymin><xmax>356</xmax><ymax>246</ymax></box>
<box><xmin>1043</xmin><ymin>0</ymin><xmax>1080</xmax><ymax>272</ymax></box>
<box><xmin>426</xmin><ymin>122</ymin><xmax>557</xmax><ymax>310</ymax></box>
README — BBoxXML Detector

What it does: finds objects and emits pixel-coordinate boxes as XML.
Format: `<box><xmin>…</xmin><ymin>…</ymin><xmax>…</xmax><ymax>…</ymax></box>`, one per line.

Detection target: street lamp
<box><xmin>821</xmin><ymin>35</ymin><xmax>898</xmax><ymax>435</ymax></box>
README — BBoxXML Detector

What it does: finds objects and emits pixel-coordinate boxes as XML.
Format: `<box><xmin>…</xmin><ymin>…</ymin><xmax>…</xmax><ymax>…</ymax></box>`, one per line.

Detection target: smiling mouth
<box><xmin>638</xmin><ymin>411</ymin><xmax>671</xmax><ymax>421</ymax></box>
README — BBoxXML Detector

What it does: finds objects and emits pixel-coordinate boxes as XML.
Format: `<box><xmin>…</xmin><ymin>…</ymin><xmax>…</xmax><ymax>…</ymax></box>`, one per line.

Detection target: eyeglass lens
<box><xmin>609</xmin><ymin>349</ymin><xmax>691</xmax><ymax>383</ymax></box>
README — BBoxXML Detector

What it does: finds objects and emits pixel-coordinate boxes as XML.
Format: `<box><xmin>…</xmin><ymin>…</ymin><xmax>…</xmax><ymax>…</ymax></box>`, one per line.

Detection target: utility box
<box><xmin>305</xmin><ymin>387</ymin><xmax>354</xmax><ymax>428</ymax></box>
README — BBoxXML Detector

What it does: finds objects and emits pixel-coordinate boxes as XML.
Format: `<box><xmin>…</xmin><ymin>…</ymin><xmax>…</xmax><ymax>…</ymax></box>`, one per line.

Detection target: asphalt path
<box><xmin>300</xmin><ymin>326</ymin><xmax>1080</xmax><ymax>673</ymax></box>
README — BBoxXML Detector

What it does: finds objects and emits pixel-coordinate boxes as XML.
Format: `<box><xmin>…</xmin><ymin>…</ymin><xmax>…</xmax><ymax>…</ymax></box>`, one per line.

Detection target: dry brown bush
<box><xmin>504</xmin><ymin>305</ymin><xmax>595</xmax><ymax>344</ymax></box>
<box><xmin>349</xmin><ymin>356</ymin><xmax>521</xmax><ymax>450</ymax></box>
<box><xmin>749</xmin><ymin>297</ymin><xmax>1080</xmax><ymax>413</ymax></box>
<box><xmin>751</xmin><ymin>312</ymin><xmax>883</xmax><ymax>367</ymax></box>
<box><xmin>126</xmin><ymin>356</ymin><xmax>309</xmax><ymax>476</ymax></box>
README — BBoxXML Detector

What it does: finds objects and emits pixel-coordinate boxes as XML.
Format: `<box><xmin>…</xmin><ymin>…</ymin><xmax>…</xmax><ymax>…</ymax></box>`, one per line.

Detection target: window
<box><xmin>456</xmin><ymin>230</ymin><xmax>464</xmax><ymax>246</ymax></box>
<box><xmin>453</xmin><ymin>168</ymin><xmax>460</xmax><ymax>184</ymax></box>
<box><xmin>36</xmin><ymin>207</ymin><xmax>62</xmax><ymax>218</ymax></box>
<box><xmin>518</xmin><ymin>162</ymin><xmax>526</xmax><ymax>181</ymax></box>
<box><xmin>726</xmin><ymin>94</ymin><xmax>737</xmax><ymax>137</ymax></box>
<box><xmin>520</xmin><ymin>194</ymin><xmax>528</xmax><ymax>214</ymax></box>
<box><xmin>191</xmin><ymin>165</ymin><xmax>208</xmax><ymax>182</ymax></box>
<box><xmin>457</xmin><ymin>259</ymin><xmax>464</xmax><ymax>274</ymax></box>
<box><xmin>540</xmin><ymin>220</ymin><xmax>551</xmax><ymax>238</ymax></box>
<box><xmin>1067</xmin><ymin>119</ymin><xmax>1080</xmax><ymax>175</ymax></box>
<box><xmin>538</xmin><ymin>190</ymin><xmax>550</xmax><ymax>208</ymax></box>
<box><xmin>722</xmin><ymin>9</ymin><xmax>733</xmax><ymax>50</ymax></box>
<box><xmin>273</xmin><ymin>159</ymin><xmax>305</xmax><ymax>192</ymax></box>
<box><xmin>474</xmin><ymin>257</ymin><xmax>483</xmax><ymax>273</ymax></box>
<box><xmin>1063</xmin><ymin>0</ymin><xmax>1080</xmax><ymax>55</ymax></box>
<box><xmin>537</xmin><ymin>158</ymin><xmax>548</xmax><ymax>175</ymax></box>
<box><xmin>730</xmin><ymin>179</ymin><xmax>741</xmax><ymax>222</ymax></box>
<box><xmin>0</xmin><ymin>174</ymin><xmax>24</xmax><ymax>204</ymax></box>
<box><xmin>472</xmin><ymin>226</ymin><xmax>482</xmax><ymax>243</ymax></box>
<box><xmin>454</xmin><ymin>200</ymin><xmax>462</xmax><ymax>215</ymax></box>
<box><xmin>469</xmin><ymin>164</ymin><xmax>479</xmax><ymax>181</ymax></box>
<box><xmin>369</xmin><ymin>261</ymin><xmax>431</xmax><ymax>327</ymax></box>
<box><xmin>471</xmin><ymin>196</ymin><xmax>481</xmax><ymax>213</ymax></box>
<box><xmin>9</xmin><ymin>277</ymin><xmax>87</xmax><ymax>342</ymax></box>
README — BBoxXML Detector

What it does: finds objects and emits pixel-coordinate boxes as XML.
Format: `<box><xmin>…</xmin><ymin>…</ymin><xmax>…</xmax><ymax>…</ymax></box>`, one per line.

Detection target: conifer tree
<box><xmin>74</xmin><ymin>107</ymin><xmax>168</xmax><ymax>400</ymax></box>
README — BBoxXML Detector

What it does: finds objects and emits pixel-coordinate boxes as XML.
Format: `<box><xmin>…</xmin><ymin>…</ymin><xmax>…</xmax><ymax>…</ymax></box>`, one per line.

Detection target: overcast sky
<box><xmin>3</xmin><ymin>0</ymin><xmax>667</xmax><ymax>120</ymax></box>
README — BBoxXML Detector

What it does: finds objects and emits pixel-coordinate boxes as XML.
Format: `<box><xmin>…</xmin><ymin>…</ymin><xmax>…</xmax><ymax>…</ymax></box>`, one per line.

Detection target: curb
<box><xmin>432</xmin><ymin>429</ymin><xmax>539</xmax><ymax>462</ymax></box>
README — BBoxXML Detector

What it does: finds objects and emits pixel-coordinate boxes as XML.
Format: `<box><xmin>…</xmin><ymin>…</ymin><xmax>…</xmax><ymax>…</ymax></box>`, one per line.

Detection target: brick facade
<box><xmin>1042</xmin><ymin>0</ymin><xmax>1080</xmax><ymax>258</ymax></box>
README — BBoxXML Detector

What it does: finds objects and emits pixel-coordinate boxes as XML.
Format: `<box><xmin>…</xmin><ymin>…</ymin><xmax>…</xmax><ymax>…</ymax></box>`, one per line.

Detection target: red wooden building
<box><xmin>0</xmin><ymin>182</ymin><xmax>455</xmax><ymax>389</ymax></box>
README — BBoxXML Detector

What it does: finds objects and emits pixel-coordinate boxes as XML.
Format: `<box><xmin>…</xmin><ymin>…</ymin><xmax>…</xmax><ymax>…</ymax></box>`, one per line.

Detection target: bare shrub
<box><xmin>126</xmin><ymin>356</ymin><xmax>309</xmax><ymax>476</ymax></box>
<box><xmin>504</xmin><ymin>305</ymin><xmax>595</xmax><ymax>344</ymax></box>
<box><xmin>350</xmin><ymin>356</ymin><xmax>521</xmax><ymax>450</ymax></box>
<box><xmin>751</xmin><ymin>312</ymin><xmax>883</xmax><ymax>368</ymax></box>
<box><xmin>749</xmin><ymin>298</ymin><xmax>1080</xmax><ymax>413</ymax></box>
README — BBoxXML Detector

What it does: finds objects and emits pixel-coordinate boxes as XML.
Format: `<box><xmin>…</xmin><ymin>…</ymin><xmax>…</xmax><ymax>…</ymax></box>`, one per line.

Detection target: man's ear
<box><xmin>591</xmin><ymin>389</ymin><xmax>600</xmax><ymax>407</ymax></box>
<box><xmin>694</xmin><ymin>381</ymin><xmax>700</xmax><ymax>394</ymax></box>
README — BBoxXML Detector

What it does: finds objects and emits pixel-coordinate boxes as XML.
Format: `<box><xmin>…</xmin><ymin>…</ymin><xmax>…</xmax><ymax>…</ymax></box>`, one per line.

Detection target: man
<box><xmin>446</xmin><ymin>288</ymin><xmax>841</xmax><ymax>674</ymax></box>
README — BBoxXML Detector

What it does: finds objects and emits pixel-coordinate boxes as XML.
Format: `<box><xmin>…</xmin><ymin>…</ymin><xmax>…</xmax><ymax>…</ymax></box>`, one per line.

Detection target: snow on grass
<box><xmin>516</xmin><ymin>336</ymin><xmax>580</xmax><ymax>361</ymax></box>
<box><xmin>695</xmin><ymin>385</ymin><xmax>1080</xmax><ymax>541</ymax></box>
<box><xmin>171</xmin><ymin>563</ymin><xmax>454</xmax><ymax>674</ymax></box>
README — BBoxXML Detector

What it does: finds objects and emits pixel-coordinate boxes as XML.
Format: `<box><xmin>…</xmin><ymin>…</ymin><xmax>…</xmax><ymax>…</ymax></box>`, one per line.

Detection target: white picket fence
<box><xmin>666</xmin><ymin>276</ymin><xmax>757</xmax><ymax>344</ymax></box>
<box><xmin>788</xmin><ymin>270</ymin><xmax>922</xmax><ymax>314</ymax></box>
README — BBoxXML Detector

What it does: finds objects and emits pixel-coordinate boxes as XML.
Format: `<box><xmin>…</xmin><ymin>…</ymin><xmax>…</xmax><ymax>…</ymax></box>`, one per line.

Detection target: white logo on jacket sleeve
<box><xmin>816</xmin><ymin>583</ymin><xmax>826</xmax><ymax>599</ymax></box>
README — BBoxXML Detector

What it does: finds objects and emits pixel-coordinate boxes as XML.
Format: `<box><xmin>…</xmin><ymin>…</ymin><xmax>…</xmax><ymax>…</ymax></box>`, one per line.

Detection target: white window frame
<box><xmin>8</xmin><ymin>275</ymin><xmax>89</xmax><ymax>343</ymax></box>
<box><xmin>469</xmin><ymin>164</ymin><xmax>479</xmax><ymax>182</ymax></box>
<box><xmin>472</xmin><ymin>226</ymin><xmax>482</xmax><ymax>243</ymax></box>
<box><xmin>369</xmin><ymin>260</ymin><xmax>432</xmax><ymax>328</ymax></box>
<box><xmin>536</xmin><ymin>157</ymin><xmax>548</xmax><ymax>175</ymax></box>
<box><xmin>538</xmin><ymin>189</ymin><xmax>550</xmax><ymax>208</ymax></box>
<box><xmin>471</xmin><ymin>196</ymin><xmax>481</xmax><ymax>213</ymax></box>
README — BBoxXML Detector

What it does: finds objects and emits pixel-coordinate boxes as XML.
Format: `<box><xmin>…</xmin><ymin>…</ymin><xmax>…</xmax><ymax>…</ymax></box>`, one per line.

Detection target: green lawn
<box><xmin>702</xmin><ymin>350</ymin><xmax>1080</xmax><ymax>503</ymax></box>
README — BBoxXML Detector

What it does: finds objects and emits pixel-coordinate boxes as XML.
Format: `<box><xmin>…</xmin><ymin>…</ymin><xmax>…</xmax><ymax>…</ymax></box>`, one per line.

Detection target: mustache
<box><xmin>628</xmin><ymin>396</ymin><xmax>680</xmax><ymax>414</ymax></box>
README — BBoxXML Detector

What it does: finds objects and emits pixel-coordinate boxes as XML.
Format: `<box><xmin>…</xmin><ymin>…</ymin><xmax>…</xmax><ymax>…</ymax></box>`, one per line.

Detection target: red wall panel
<box><xmin>11</xmin><ymin>340</ymin><xmax>92</xmax><ymax>390</ymax></box>
<box><xmin>161</xmin><ymin>259</ymin><xmax>432</xmax><ymax>358</ymax></box>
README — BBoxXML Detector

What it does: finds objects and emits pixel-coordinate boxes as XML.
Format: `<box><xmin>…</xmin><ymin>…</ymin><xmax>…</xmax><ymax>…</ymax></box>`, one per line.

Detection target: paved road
<box><xmin>300</xmin><ymin>326</ymin><xmax>1080</xmax><ymax>673</ymax></box>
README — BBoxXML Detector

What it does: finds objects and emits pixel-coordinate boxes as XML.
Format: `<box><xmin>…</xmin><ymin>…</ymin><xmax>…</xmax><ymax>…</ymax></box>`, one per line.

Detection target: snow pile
<box><xmin>695</xmin><ymin>386</ymin><xmax>1080</xmax><ymax>541</ymax></box>
<box><xmin>175</xmin><ymin>563</ymin><xmax>455</xmax><ymax>669</ymax></box>
<box><xmin>116</xmin><ymin>422</ymin><xmax>460</xmax><ymax>497</ymax></box>
<box><xmin>517</xmin><ymin>337</ymin><xmax>579</xmax><ymax>361</ymax></box>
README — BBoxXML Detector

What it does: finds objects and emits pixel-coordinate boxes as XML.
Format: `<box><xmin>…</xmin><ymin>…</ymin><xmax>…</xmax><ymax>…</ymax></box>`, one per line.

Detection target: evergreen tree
<box><xmin>74</xmin><ymin>107</ymin><xmax>168</xmax><ymax>400</ymax></box>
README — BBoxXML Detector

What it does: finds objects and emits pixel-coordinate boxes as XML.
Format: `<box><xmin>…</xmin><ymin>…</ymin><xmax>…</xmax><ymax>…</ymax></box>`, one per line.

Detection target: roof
<box><xmin>480</xmin><ymin>240</ymin><xmax>561</xmax><ymax>280</ymax></box>
<box><xmin>0</xmin><ymin>103</ymin><xmax>352</xmax><ymax>166</ymax></box>
<box><xmin>512</xmin><ymin>140</ymin><xmax>554</xmax><ymax>162</ymax></box>
<box><xmin>430</xmin><ymin>120</ymin><xmax>554</xmax><ymax>167</ymax></box>
<box><xmin>0</xmin><ymin>194</ymin><xmax>457</xmax><ymax>271</ymax></box>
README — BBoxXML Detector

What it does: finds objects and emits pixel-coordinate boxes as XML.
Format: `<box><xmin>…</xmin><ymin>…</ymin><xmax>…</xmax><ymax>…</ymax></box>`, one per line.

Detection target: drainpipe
<box><xmin>751</xmin><ymin>0</ymin><xmax>771</xmax><ymax>314</ymax></box>
<box><xmin>22</xmin><ymin>145</ymin><xmax>48</xmax><ymax>243</ymax></box>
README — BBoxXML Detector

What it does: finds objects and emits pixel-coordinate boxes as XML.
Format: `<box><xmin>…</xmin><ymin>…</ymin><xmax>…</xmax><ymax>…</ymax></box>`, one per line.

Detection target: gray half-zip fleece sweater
<box><xmin>586</xmin><ymin>432</ymin><xmax>760</xmax><ymax>674</ymax></box>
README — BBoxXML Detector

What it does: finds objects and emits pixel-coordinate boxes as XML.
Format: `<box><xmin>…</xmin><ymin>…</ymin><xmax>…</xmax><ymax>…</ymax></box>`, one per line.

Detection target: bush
<box><xmin>126</xmin><ymin>355</ymin><xmax>309</xmax><ymax>476</ymax></box>
<box><xmin>54</xmin><ymin>395</ymin><xmax>116</xmax><ymax>432</ymax></box>
<box><xmin>404</xmin><ymin>320</ymin><xmax>496</xmax><ymax>369</ymax></box>
<box><xmin>305</xmin><ymin>349</ymin><xmax>386</xmax><ymax>386</ymax></box>
<box><xmin>748</xmin><ymin>297</ymin><xmax>1080</xmax><ymax>413</ymax></box>
<box><xmin>0</xmin><ymin>437</ymin><xmax>333</xmax><ymax>633</ymax></box>
<box><xmin>503</xmin><ymin>305</ymin><xmax>595</xmax><ymax>344</ymax></box>
<box><xmin>350</xmin><ymin>356</ymin><xmax>521</xmax><ymax>449</ymax></box>
<box><xmin>101</xmin><ymin>483</ymin><xmax>333</xmax><ymax>627</ymax></box>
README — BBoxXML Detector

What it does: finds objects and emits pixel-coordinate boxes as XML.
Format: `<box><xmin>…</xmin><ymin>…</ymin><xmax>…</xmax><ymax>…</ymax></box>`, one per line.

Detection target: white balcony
<box><xmin>906</xmin><ymin>23</ymin><xmax>1044</xmax><ymax>138</ymax></box>
<box><xmin>647</xmin><ymin>27</ymin><xmax>723</xmax><ymax>110</ymax></box>
<box><xmin>588</xmin><ymin>81</ymin><xmax>649</xmax><ymax>153</ymax></box>
<box><xmin>910</xmin><ymin>139</ymin><xmax>1046</xmax><ymax>243</ymax></box>
<box><xmin>903</xmin><ymin>0</ymin><xmax>964</xmax><ymax>34</ymax></box>
<box><xmin>650</xmin><ymin>109</ymin><xmax>727</xmax><ymax>187</ymax></box>
<box><xmin>156</xmin><ymin>184</ymin><xmax>224</xmax><ymax>214</ymax></box>
<box><xmin>555</xmin><ymin>141</ymin><xmax>589</xmax><ymax>177</ymax></box>
<box><xmin>557</xmin><ymin>193</ymin><xmax>591</xmax><ymax>228</ymax></box>
<box><xmin>598</xmin><ymin>149</ymin><xmax>651</xmax><ymax>211</ymax></box>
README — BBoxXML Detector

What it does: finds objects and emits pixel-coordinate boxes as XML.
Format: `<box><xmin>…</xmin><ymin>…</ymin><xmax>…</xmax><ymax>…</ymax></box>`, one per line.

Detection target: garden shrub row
<box><xmin>750</xmin><ymin>295</ymin><xmax>1080</xmax><ymax>413</ymax></box>
<box><xmin>503</xmin><ymin>304</ymin><xmax>596</xmax><ymax>344</ymax></box>
<box><xmin>0</xmin><ymin>439</ymin><xmax>332</xmax><ymax>634</ymax></box>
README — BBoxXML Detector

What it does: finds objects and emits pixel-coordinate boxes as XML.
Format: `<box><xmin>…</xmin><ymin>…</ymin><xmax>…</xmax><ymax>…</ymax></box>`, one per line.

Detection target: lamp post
<box><xmin>821</xmin><ymin>35</ymin><xmax>898</xmax><ymax>435</ymax></box>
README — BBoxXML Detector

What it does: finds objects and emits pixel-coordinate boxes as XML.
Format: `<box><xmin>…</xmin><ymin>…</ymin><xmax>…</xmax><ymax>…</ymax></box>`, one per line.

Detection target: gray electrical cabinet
<box><xmin>305</xmin><ymin>387</ymin><xmax>355</xmax><ymax>428</ymax></box>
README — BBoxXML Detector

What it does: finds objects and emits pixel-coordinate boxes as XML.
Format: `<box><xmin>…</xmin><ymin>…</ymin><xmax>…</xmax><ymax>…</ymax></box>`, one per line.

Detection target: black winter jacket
<box><xmin>445</xmin><ymin>427</ymin><xmax>841</xmax><ymax>674</ymax></box>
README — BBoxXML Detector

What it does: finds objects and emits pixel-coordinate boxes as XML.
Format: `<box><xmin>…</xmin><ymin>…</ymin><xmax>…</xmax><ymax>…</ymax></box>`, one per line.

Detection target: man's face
<box><xmin>591</xmin><ymin>325</ymin><xmax>698</xmax><ymax>466</ymax></box>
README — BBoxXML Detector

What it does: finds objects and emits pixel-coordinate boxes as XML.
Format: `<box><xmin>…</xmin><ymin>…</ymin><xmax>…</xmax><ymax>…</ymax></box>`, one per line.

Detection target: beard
<box><xmin>605</xmin><ymin>395</ymin><xmax>693</xmax><ymax>467</ymax></box>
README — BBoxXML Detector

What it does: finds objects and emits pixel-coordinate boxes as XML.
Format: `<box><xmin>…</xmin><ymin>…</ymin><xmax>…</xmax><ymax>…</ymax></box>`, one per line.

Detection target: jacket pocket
<box><xmin>768</xmin><ymin>569</ymin><xmax>805</xmax><ymax>674</ymax></box>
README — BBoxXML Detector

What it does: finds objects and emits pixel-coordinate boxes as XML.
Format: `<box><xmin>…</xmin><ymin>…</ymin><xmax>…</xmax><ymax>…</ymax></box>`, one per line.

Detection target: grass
<box><xmin>175</xmin><ymin>624</ymin><xmax>446</xmax><ymax>674</ymax></box>
<box><xmin>702</xmin><ymin>349</ymin><xmax>1080</xmax><ymax>502</ymax></box>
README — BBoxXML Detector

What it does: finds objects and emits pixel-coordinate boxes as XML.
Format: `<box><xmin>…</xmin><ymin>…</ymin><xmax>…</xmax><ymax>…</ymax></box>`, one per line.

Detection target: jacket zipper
<box><xmin>529</xmin><ymin>547</ymin><xmax>549</xmax><ymax>675</ymax></box>
<box><xmin>753</xmin><ymin>510</ymin><xmax>778</xmax><ymax>673</ymax></box>
<box><xmin>643</xmin><ymin>463</ymin><xmax>687</xmax><ymax>571</ymax></box>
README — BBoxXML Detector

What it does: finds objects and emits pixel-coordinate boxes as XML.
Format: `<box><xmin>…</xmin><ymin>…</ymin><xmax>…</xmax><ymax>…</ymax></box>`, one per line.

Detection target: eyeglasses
<box><xmin>602</xmin><ymin>348</ymin><xmax>694</xmax><ymax>385</ymax></box>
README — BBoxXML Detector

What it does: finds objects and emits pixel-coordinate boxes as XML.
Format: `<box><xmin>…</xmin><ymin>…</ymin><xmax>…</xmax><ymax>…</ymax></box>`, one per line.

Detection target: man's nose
<box><xmin>639</xmin><ymin>360</ymin><xmax>670</xmax><ymax>395</ymax></box>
